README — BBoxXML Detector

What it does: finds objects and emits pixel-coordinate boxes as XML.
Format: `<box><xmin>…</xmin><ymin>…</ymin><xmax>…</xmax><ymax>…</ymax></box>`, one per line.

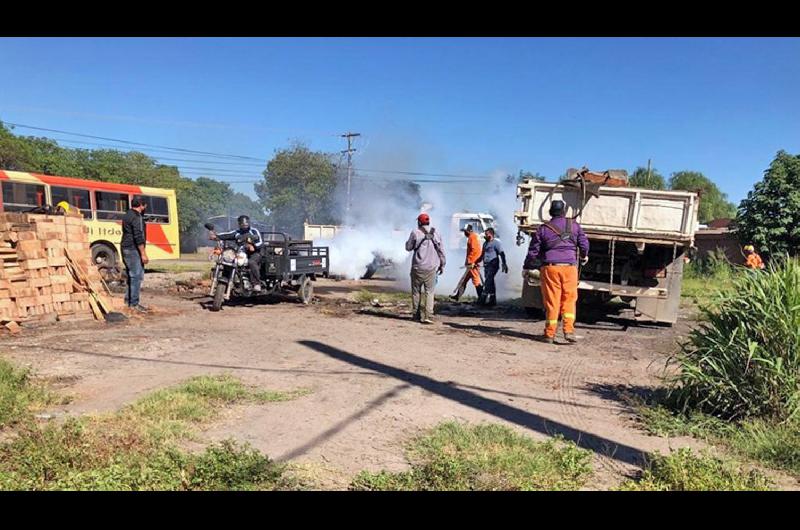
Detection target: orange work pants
<box><xmin>468</xmin><ymin>265</ymin><xmax>482</xmax><ymax>287</ymax></box>
<box><xmin>540</xmin><ymin>264</ymin><xmax>578</xmax><ymax>338</ymax></box>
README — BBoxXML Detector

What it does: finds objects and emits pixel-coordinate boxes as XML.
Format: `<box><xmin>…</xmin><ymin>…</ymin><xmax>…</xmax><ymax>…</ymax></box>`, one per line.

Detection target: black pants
<box><xmin>485</xmin><ymin>258</ymin><xmax>500</xmax><ymax>296</ymax></box>
<box><xmin>248</xmin><ymin>252</ymin><xmax>261</xmax><ymax>285</ymax></box>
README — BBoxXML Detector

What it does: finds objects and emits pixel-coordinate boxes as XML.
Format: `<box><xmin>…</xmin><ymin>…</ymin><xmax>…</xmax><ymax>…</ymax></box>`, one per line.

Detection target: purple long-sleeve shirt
<box><xmin>524</xmin><ymin>216</ymin><xmax>590</xmax><ymax>267</ymax></box>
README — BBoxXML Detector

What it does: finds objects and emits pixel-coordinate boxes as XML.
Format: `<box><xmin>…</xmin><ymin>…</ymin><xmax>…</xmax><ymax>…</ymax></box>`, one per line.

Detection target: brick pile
<box><xmin>0</xmin><ymin>211</ymin><xmax>124</xmax><ymax>333</ymax></box>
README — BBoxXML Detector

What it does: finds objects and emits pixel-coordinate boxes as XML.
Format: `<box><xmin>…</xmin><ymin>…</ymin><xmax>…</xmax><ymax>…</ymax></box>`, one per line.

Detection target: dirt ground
<box><xmin>2</xmin><ymin>274</ymin><xmax>797</xmax><ymax>490</ymax></box>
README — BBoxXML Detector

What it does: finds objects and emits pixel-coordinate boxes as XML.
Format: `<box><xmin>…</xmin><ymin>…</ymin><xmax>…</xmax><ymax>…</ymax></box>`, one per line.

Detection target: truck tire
<box><xmin>211</xmin><ymin>282</ymin><xmax>226</xmax><ymax>312</ymax></box>
<box><xmin>298</xmin><ymin>275</ymin><xmax>313</xmax><ymax>305</ymax></box>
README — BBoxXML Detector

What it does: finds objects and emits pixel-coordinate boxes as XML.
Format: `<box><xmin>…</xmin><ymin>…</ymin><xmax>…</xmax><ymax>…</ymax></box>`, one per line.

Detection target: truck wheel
<box><xmin>298</xmin><ymin>275</ymin><xmax>313</xmax><ymax>305</ymax></box>
<box><xmin>92</xmin><ymin>243</ymin><xmax>118</xmax><ymax>271</ymax></box>
<box><xmin>211</xmin><ymin>283</ymin><xmax>226</xmax><ymax>312</ymax></box>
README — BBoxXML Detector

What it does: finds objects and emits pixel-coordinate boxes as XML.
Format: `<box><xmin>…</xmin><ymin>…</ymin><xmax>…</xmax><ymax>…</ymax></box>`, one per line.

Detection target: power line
<box><xmin>3</xmin><ymin>121</ymin><xmax>265</xmax><ymax>161</ymax></box>
<box><xmin>353</xmin><ymin>167</ymin><xmax>492</xmax><ymax>180</ymax></box>
<box><xmin>44</xmin><ymin>138</ymin><xmax>268</xmax><ymax>164</ymax></box>
<box><xmin>4</xmin><ymin>122</ymin><xmax>500</xmax><ymax>182</ymax></box>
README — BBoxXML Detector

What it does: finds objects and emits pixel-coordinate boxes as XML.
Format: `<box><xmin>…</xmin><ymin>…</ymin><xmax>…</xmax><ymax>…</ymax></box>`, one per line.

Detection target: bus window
<box><xmin>95</xmin><ymin>191</ymin><xmax>129</xmax><ymax>220</ymax></box>
<box><xmin>138</xmin><ymin>195</ymin><xmax>169</xmax><ymax>224</ymax></box>
<box><xmin>51</xmin><ymin>186</ymin><xmax>92</xmax><ymax>219</ymax></box>
<box><xmin>1</xmin><ymin>182</ymin><xmax>46</xmax><ymax>212</ymax></box>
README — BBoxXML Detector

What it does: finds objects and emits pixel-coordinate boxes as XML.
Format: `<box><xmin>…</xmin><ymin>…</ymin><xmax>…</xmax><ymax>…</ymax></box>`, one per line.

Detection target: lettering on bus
<box><xmin>88</xmin><ymin>226</ymin><xmax>122</xmax><ymax>238</ymax></box>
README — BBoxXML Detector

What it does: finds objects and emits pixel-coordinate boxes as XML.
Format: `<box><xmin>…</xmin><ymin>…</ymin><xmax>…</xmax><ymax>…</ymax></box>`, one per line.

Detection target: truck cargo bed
<box><xmin>515</xmin><ymin>182</ymin><xmax>699</xmax><ymax>244</ymax></box>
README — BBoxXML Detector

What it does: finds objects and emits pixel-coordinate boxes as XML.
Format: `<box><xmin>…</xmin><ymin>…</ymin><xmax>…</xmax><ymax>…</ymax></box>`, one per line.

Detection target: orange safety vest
<box><xmin>745</xmin><ymin>253</ymin><xmax>764</xmax><ymax>270</ymax></box>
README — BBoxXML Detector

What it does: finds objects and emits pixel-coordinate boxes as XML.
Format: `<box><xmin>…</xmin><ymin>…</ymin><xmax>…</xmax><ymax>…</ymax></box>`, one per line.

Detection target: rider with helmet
<box><xmin>210</xmin><ymin>215</ymin><xmax>264</xmax><ymax>291</ymax></box>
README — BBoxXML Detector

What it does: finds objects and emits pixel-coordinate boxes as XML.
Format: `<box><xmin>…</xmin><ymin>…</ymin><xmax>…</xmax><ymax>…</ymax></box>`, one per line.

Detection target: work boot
<box><xmin>475</xmin><ymin>285</ymin><xmax>485</xmax><ymax>305</ymax></box>
<box><xmin>253</xmin><ymin>284</ymin><xmax>262</xmax><ymax>292</ymax></box>
<box><xmin>421</xmin><ymin>318</ymin><xmax>434</xmax><ymax>325</ymax></box>
<box><xmin>449</xmin><ymin>294</ymin><xmax>459</xmax><ymax>302</ymax></box>
<box><xmin>486</xmin><ymin>294</ymin><xmax>496</xmax><ymax>307</ymax></box>
<box><xmin>540</xmin><ymin>335</ymin><xmax>554</xmax><ymax>344</ymax></box>
<box><xmin>564</xmin><ymin>333</ymin><xmax>577</xmax><ymax>344</ymax></box>
<box><xmin>131</xmin><ymin>304</ymin><xmax>149</xmax><ymax>313</ymax></box>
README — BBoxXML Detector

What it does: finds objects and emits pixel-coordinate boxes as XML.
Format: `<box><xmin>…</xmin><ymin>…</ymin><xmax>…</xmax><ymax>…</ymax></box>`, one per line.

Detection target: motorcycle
<box><xmin>205</xmin><ymin>222</ymin><xmax>263</xmax><ymax>311</ymax></box>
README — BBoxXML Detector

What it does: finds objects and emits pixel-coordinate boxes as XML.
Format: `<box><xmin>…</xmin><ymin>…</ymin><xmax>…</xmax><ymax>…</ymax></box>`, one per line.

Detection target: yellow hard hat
<box><xmin>744</xmin><ymin>245</ymin><xmax>755</xmax><ymax>252</ymax></box>
<box><xmin>56</xmin><ymin>201</ymin><xmax>71</xmax><ymax>213</ymax></box>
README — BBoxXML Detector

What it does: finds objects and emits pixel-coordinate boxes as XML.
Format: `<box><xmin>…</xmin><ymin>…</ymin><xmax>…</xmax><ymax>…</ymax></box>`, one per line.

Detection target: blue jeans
<box><xmin>122</xmin><ymin>248</ymin><xmax>145</xmax><ymax>307</ymax></box>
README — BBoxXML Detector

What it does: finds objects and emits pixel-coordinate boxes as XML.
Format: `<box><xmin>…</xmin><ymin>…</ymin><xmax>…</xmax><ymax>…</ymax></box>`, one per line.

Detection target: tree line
<box><xmin>1</xmin><ymin>122</ymin><xmax>796</xmax><ymax>258</ymax></box>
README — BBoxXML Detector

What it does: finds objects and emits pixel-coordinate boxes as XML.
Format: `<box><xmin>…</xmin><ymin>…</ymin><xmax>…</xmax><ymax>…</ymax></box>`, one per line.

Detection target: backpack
<box><xmin>414</xmin><ymin>227</ymin><xmax>441</xmax><ymax>255</ymax></box>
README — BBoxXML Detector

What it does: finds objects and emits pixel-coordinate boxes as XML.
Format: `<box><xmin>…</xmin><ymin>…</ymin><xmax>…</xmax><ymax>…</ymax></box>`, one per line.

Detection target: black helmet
<box><xmin>237</xmin><ymin>215</ymin><xmax>251</xmax><ymax>230</ymax></box>
<box><xmin>549</xmin><ymin>200</ymin><xmax>566</xmax><ymax>217</ymax></box>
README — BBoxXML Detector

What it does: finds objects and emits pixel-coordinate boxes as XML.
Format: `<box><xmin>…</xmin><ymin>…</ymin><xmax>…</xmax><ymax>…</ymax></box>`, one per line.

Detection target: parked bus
<box><xmin>0</xmin><ymin>170</ymin><xmax>180</xmax><ymax>273</ymax></box>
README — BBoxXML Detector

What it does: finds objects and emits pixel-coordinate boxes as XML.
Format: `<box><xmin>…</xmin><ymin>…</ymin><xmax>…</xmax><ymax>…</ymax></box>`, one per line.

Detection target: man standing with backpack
<box><xmin>405</xmin><ymin>213</ymin><xmax>446</xmax><ymax>324</ymax></box>
<box><xmin>523</xmin><ymin>200</ymin><xmax>589</xmax><ymax>344</ymax></box>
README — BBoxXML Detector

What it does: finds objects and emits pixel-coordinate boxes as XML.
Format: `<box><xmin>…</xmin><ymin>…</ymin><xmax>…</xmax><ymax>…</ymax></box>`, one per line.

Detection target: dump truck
<box><xmin>514</xmin><ymin>172</ymin><xmax>700</xmax><ymax>324</ymax></box>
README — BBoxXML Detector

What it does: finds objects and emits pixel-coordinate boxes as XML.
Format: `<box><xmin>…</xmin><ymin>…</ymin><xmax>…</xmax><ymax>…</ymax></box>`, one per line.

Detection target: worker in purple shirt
<box><xmin>523</xmin><ymin>200</ymin><xmax>590</xmax><ymax>344</ymax></box>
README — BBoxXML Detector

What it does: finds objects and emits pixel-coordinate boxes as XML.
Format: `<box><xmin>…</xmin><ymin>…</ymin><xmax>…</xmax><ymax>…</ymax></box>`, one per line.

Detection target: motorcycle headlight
<box><xmin>222</xmin><ymin>249</ymin><xmax>236</xmax><ymax>263</ymax></box>
<box><xmin>235</xmin><ymin>252</ymin><xmax>248</xmax><ymax>267</ymax></box>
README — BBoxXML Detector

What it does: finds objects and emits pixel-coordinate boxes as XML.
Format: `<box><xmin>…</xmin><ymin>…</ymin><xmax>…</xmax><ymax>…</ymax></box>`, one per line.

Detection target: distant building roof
<box><xmin>708</xmin><ymin>218</ymin><xmax>733</xmax><ymax>229</ymax></box>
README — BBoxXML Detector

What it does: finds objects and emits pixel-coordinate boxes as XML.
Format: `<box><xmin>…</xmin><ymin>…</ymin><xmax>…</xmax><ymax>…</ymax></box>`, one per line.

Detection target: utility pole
<box><xmin>646</xmin><ymin>159</ymin><xmax>652</xmax><ymax>188</ymax></box>
<box><xmin>341</xmin><ymin>132</ymin><xmax>360</xmax><ymax>224</ymax></box>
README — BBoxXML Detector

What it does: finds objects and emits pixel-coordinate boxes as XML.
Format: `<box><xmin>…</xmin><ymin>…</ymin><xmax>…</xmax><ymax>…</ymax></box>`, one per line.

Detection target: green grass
<box><xmin>635</xmin><ymin>401</ymin><xmax>800</xmax><ymax>477</ymax></box>
<box><xmin>350</xmin><ymin>422</ymin><xmax>593</xmax><ymax>491</ymax></box>
<box><xmin>619</xmin><ymin>448</ymin><xmax>771</xmax><ymax>491</ymax></box>
<box><xmin>0</xmin><ymin>358</ymin><xmax>62</xmax><ymax>428</ymax></box>
<box><xmin>0</xmin><ymin>370</ymin><xmax>310</xmax><ymax>490</ymax></box>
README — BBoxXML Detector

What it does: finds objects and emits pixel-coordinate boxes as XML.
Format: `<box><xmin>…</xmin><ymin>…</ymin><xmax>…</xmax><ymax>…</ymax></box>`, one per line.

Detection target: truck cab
<box><xmin>449</xmin><ymin>212</ymin><xmax>495</xmax><ymax>250</ymax></box>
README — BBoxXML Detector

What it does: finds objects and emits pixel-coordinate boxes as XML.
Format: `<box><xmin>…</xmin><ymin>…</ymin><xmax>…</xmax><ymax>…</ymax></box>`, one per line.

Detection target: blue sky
<box><xmin>1</xmin><ymin>37</ymin><xmax>798</xmax><ymax>209</ymax></box>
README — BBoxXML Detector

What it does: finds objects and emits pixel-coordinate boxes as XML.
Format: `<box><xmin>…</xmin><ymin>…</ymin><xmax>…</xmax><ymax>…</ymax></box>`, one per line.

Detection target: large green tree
<box><xmin>629</xmin><ymin>166</ymin><xmax>666</xmax><ymax>190</ymax></box>
<box><xmin>669</xmin><ymin>170</ymin><xmax>736</xmax><ymax>223</ymax></box>
<box><xmin>736</xmin><ymin>150</ymin><xmax>800</xmax><ymax>258</ymax></box>
<box><xmin>254</xmin><ymin>142</ymin><xmax>339</xmax><ymax>235</ymax></box>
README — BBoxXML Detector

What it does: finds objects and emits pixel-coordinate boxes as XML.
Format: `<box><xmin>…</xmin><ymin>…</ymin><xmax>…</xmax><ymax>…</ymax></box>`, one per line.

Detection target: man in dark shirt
<box><xmin>477</xmin><ymin>227</ymin><xmax>508</xmax><ymax>306</ymax></box>
<box><xmin>121</xmin><ymin>197</ymin><xmax>150</xmax><ymax>312</ymax></box>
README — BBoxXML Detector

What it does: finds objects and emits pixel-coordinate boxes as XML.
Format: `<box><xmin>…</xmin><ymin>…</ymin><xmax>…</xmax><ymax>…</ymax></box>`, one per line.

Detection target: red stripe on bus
<box><xmin>146</xmin><ymin>223</ymin><xmax>175</xmax><ymax>254</ymax></box>
<box><xmin>34</xmin><ymin>174</ymin><xmax>144</xmax><ymax>194</ymax></box>
<box><xmin>0</xmin><ymin>170</ymin><xmax>8</xmax><ymax>180</ymax></box>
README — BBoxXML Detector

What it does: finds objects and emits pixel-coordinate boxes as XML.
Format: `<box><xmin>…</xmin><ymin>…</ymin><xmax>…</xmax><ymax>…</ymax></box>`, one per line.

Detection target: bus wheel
<box><xmin>92</xmin><ymin>243</ymin><xmax>118</xmax><ymax>271</ymax></box>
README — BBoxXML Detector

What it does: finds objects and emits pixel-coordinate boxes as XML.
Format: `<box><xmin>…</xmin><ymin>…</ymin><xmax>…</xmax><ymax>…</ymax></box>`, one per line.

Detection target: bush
<box><xmin>669</xmin><ymin>257</ymin><xmax>800</xmax><ymax>421</ymax></box>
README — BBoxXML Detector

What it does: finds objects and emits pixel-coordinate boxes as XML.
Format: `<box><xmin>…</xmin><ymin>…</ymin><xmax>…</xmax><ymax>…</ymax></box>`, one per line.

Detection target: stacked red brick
<box><xmin>0</xmin><ymin>211</ymin><xmax>122</xmax><ymax>330</ymax></box>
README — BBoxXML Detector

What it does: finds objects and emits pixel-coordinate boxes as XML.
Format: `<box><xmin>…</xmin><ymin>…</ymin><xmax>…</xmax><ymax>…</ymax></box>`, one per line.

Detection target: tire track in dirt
<box><xmin>554</xmin><ymin>352</ymin><xmax>632</xmax><ymax>482</ymax></box>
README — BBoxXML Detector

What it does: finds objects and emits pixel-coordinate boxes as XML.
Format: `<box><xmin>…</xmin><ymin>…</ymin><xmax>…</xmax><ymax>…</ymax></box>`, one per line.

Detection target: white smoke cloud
<box><xmin>315</xmin><ymin>165</ymin><xmax>531</xmax><ymax>301</ymax></box>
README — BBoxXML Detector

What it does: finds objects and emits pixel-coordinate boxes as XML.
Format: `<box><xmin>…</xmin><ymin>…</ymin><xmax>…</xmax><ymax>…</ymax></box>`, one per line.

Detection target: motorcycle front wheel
<box><xmin>211</xmin><ymin>282</ymin><xmax>226</xmax><ymax>311</ymax></box>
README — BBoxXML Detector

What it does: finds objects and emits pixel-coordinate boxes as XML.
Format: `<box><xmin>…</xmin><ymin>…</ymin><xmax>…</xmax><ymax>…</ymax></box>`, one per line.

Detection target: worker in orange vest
<box><xmin>743</xmin><ymin>245</ymin><xmax>765</xmax><ymax>270</ymax></box>
<box><xmin>450</xmin><ymin>224</ymin><xmax>484</xmax><ymax>302</ymax></box>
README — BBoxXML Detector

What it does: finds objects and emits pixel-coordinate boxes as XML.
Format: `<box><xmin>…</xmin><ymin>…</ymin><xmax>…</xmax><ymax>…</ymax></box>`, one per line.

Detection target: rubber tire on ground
<box><xmin>211</xmin><ymin>283</ymin><xmax>226</xmax><ymax>312</ymax></box>
<box><xmin>92</xmin><ymin>243</ymin><xmax>118</xmax><ymax>271</ymax></box>
<box><xmin>361</xmin><ymin>265</ymin><xmax>377</xmax><ymax>280</ymax></box>
<box><xmin>298</xmin><ymin>275</ymin><xmax>313</xmax><ymax>305</ymax></box>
